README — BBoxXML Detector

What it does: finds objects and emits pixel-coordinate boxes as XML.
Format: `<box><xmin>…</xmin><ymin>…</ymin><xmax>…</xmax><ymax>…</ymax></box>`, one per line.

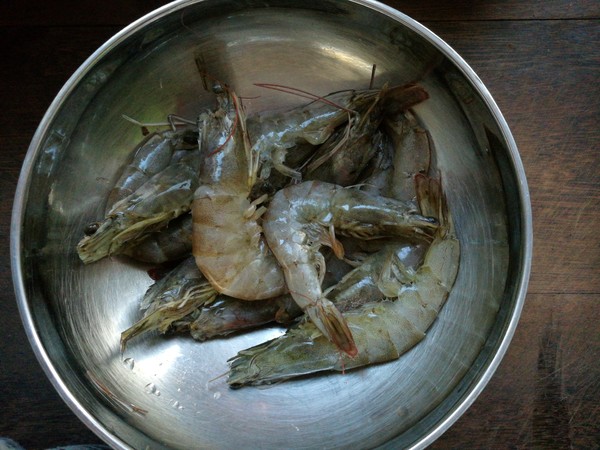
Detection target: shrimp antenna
<box><xmin>208</xmin><ymin>370</ymin><xmax>230</xmax><ymax>383</ymax></box>
<box><xmin>191</xmin><ymin>59</ymin><xmax>247</xmax><ymax>159</ymax></box>
<box><xmin>254</xmin><ymin>83</ymin><xmax>356</xmax><ymax>114</ymax></box>
<box><xmin>369</xmin><ymin>64</ymin><xmax>377</xmax><ymax>89</ymax></box>
<box><xmin>194</xmin><ymin>54</ymin><xmax>210</xmax><ymax>91</ymax></box>
<box><xmin>121</xmin><ymin>114</ymin><xmax>193</xmax><ymax>132</ymax></box>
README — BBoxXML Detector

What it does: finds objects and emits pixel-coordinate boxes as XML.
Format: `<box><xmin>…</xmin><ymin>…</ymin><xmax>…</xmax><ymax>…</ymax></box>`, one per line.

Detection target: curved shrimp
<box><xmin>121</xmin><ymin>242</ymin><xmax>420</xmax><ymax>347</ymax></box>
<box><xmin>262</xmin><ymin>180</ymin><xmax>439</xmax><ymax>356</ymax></box>
<box><xmin>228</xmin><ymin>175</ymin><xmax>459</xmax><ymax>386</ymax></box>
<box><xmin>191</xmin><ymin>85</ymin><xmax>289</xmax><ymax>300</ymax></box>
<box><xmin>192</xmin><ymin>81</ymin><xmax>417</xmax><ymax>299</ymax></box>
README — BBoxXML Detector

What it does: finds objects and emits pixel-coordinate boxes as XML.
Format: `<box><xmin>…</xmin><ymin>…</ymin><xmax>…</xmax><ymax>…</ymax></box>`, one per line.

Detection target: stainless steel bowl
<box><xmin>11</xmin><ymin>0</ymin><xmax>532</xmax><ymax>448</ymax></box>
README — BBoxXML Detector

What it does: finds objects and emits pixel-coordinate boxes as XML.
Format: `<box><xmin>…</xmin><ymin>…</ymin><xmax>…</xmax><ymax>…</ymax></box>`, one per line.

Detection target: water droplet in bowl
<box><xmin>123</xmin><ymin>358</ymin><xmax>134</xmax><ymax>370</ymax></box>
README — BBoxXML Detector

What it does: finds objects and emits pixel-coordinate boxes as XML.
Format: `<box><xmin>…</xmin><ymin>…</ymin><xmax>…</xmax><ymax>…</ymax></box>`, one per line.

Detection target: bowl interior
<box><xmin>14</xmin><ymin>1</ymin><xmax>528</xmax><ymax>448</ymax></box>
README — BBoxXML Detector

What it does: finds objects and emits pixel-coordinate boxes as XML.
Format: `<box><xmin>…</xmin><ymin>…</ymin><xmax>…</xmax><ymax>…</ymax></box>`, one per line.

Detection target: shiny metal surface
<box><xmin>11</xmin><ymin>0</ymin><xmax>531</xmax><ymax>449</ymax></box>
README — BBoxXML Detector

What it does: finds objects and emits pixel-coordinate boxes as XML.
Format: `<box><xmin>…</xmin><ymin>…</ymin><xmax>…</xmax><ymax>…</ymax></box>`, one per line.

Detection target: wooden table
<box><xmin>1</xmin><ymin>1</ymin><xmax>598</xmax><ymax>448</ymax></box>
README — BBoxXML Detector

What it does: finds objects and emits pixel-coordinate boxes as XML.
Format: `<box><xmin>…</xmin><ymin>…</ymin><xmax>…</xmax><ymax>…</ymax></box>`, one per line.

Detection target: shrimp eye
<box><xmin>212</xmin><ymin>82</ymin><xmax>225</xmax><ymax>95</ymax></box>
<box><xmin>183</xmin><ymin>131</ymin><xmax>199</xmax><ymax>146</ymax></box>
<box><xmin>84</xmin><ymin>222</ymin><xmax>100</xmax><ymax>236</ymax></box>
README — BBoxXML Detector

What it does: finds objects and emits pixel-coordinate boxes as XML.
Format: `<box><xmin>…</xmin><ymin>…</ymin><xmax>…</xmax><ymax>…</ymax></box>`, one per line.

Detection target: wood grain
<box><xmin>1</xmin><ymin>1</ymin><xmax>598</xmax><ymax>449</ymax></box>
<box><xmin>0</xmin><ymin>0</ymin><xmax>598</xmax><ymax>26</ymax></box>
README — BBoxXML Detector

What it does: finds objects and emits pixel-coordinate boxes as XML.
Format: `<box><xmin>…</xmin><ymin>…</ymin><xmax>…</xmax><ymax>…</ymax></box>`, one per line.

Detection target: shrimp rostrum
<box><xmin>228</xmin><ymin>175</ymin><xmax>459</xmax><ymax>387</ymax></box>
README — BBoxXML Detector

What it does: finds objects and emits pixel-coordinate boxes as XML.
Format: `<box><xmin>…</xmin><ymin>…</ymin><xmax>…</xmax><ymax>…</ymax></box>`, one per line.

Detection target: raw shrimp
<box><xmin>120</xmin><ymin>256</ymin><xmax>217</xmax><ymax>351</ymax></box>
<box><xmin>121</xmin><ymin>243</ymin><xmax>419</xmax><ymax>346</ymax></box>
<box><xmin>120</xmin><ymin>255</ymin><xmax>301</xmax><ymax>348</ymax></box>
<box><xmin>77</xmin><ymin>147</ymin><xmax>202</xmax><ymax>264</ymax></box>
<box><xmin>192</xmin><ymin>83</ymin><xmax>416</xmax><ymax>300</ymax></box>
<box><xmin>190</xmin><ymin>242</ymin><xmax>424</xmax><ymax>341</ymax></box>
<box><xmin>262</xmin><ymin>180</ymin><xmax>439</xmax><ymax>356</ymax></box>
<box><xmin>249</xmin><ymin>85</ymin><xmax>391</xmax><ymax>180</ymax></box>
<box><xmin>384</xmin><ymin>111</ymin><xmax>433</xmax><ymax>202</ymax></box>
<box><xmin>228</xmin><ymin>175</ymin><xmax>459</xmax><ymax>386</ymax></box>
<box><xmin>360</xmin><ymin>111</ymin><xmax>432</xmax><ymax>202</ymax></box>
<box><xmin>304</xmin><ymin>84</ymin><xmax>429</xmax><ymax>186</ymax></box>
<box><xmin>121</xmin><ymin>213</ymin><xmax>193</xmax><ymax>264</ymax></box>
<box><xmin>192</xmin><ymin>85</ymin><xmax>288</xmax><ymax>300</ymax></box>
<box><xmin>105</xmin><ymin>129</ymin><xmax>198</xmax><ymax>212</ymax></box>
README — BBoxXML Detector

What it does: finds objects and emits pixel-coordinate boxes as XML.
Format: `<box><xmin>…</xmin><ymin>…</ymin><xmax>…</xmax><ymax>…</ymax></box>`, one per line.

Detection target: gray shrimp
<box><xmin>121</xmin><ymin>242</ymin><xmax>419</xmax><ymax>346</ymax></box>
<box><xmin>105</xmin><ymin>129</ymin><xmax>197</xmax><ymax>213</ymax></box>
<box><xmin>77</xmin><ymin>147</ymin><xmax>202</xmax><ymax>264</ymax></box>
<box><xmin>120</xmin><ymin>256</ymin><xmax>217</xmax><ymax>351</ymax></box>
<box><xmin>228</xmin><ymin>175</ymin><xmax>459</xmax><ymax>387</ymax></box>
<box><xmin>262</xmin><ymin>180</ymin><xmax>439</xmax><ymax>356</ymax></box>
<box><xmin>249</xmin><ymin>86</ymin><xmax>388</xmax><ymax>180</ymax></box>
<box><xmin>304</xmin><ymin>84</ymin><xmax>429</xmax><ymax>186</ymax></box>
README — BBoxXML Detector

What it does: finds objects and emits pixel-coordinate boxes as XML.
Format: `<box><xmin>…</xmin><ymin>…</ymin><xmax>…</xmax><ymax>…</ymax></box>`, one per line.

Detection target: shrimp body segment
<box><xmin>228</xmin><ymin>176</ymin><xmax>459</xmax><ymax>387</ymax></box>
<box><xmin>106</xmin><ymin>129</ymin><xmax>197</xmax><ymax>212</ymax></box>
<box><xmin>122</xmin><ymin>213</ymin><xmax>193</xmax><ymax>264</ymax></box>
<box><xmin>192</xmin><ymin>183</ymin><xmax>286</xmax><ymax>299</ymax></box>
<box><xmin>262</xmin><ymin>180</ymin><xmax>439</xmax><ymax>356</ymax></box>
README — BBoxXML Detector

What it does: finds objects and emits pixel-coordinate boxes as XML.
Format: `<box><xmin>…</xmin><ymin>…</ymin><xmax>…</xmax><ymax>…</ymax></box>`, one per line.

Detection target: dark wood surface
<box><xmin>1</xmin><ymin>1</ymin><xmax>598</xmax><ymax>448</ymax></box>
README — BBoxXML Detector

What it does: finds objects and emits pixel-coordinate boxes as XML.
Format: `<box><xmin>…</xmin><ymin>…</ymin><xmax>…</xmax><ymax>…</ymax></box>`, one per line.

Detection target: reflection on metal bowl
<box><xmin>11</xmin><ymin>0</ymin><xmax>531</xmax><ymax>449</ymax></box>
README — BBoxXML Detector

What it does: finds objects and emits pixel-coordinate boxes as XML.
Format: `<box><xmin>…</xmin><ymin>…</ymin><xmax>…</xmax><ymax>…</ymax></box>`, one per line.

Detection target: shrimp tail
<box><xmin>305</xmin><ymin>298</ymin><xmax>357</xmax><ymax>357</ymax></box>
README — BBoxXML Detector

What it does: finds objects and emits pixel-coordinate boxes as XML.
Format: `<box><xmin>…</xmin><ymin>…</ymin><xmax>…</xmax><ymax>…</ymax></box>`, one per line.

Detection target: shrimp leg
<box><xmin>228</xmin><ymin>175</ymin><xmax>459</xmax><ymax>386</ymax></box>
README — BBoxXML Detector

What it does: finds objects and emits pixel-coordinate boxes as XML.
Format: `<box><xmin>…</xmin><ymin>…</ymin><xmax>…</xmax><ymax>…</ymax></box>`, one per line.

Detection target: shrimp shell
<box><xmin>105</xmin><ymin>129</ymin><xmax>197</xmax><ymax>213</ymax></box>
<box><xmin>192</xmin><ymin>183</ymin><xmax>286</xmax><ymax>300</ymax></box>
<box><xmin>121</xmin><ymin>213</ymin><xmax>193</xmax><ymax>264</ymax></box>
<box><xmin>304</xmin><ymin>84</ymin><xmax>429</xmax><ymax>186</ymax></box>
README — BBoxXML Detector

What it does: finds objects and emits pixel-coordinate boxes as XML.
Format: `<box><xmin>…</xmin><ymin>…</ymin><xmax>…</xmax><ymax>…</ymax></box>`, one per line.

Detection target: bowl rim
<box><xmin>10</xmin><ymin>0</ymin><xmax>532</xmax><ymax>449</ymax></box>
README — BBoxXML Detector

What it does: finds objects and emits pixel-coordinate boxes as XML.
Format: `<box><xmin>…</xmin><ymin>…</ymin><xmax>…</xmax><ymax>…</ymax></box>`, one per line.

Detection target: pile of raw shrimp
<box><xmin>77</xmin><ymin>81</ymin><xmax>460</xmax><ymax>387</ymax></box>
